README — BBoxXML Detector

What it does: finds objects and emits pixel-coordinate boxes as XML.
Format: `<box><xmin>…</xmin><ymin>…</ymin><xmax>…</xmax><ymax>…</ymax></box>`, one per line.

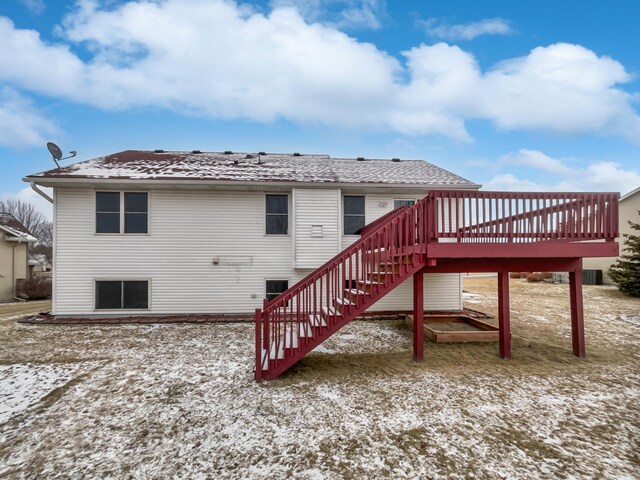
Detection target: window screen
<box><xmin>343</xmin><ymin>196</ymin><xmax>365</xmax><ymax>235</ymax></box>
<box><xmin>266</xmin><ymin>195</ymin><xmax>288</xmax><ymax>235</ymax></box>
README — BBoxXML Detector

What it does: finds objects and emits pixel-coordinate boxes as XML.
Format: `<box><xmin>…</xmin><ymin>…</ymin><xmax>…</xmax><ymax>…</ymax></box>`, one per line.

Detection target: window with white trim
<box><xmin>95</xmin><ymin>280</ymin><xmax>149</xmax><ymax>310</ymax></box>
<box><xmin>343</xmin><ymin>196</ymin><xmax>365</xmax><ymax>235</ymax></box>
<box><xmin>394</xmin><ymin>199</ymin><xmax>416</xmax><ymax>209</ymax></box>
<box><xmin>266</xmin><ymin>280</ymin><xmax>288</xmax><ymax>302</ymax></box>
<box><xmin>265</xmin><ymin>194</ymin><xmax>288</xmax><ymax>235</ymax></box>
<box><xmin>96</xmin><ymin>192</ymin><xmax>148</xmax><ymax>234</ymax></box>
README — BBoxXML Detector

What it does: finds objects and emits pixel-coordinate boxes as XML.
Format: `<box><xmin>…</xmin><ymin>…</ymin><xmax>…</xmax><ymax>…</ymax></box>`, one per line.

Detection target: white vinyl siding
<box><xmin>293</xmin><ymin>188</ymin><xmax>340</xmax><ymax>269</ymax></box>
<box><xmin>54</xmin><ymin>188</ymin><xmax>463</xmax><ymax>315</ymax></box>
<box><xmin>341</xmin><ymin>193</ymin><xmax>462</xmax><ymax>312</ymax></box>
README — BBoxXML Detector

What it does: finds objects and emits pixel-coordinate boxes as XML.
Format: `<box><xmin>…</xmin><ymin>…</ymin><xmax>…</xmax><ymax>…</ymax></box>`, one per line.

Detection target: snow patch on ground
<box><xmin>0</xmin><ymin>363</ymin><xmax>78</xmax><ymax>424</ymax></box>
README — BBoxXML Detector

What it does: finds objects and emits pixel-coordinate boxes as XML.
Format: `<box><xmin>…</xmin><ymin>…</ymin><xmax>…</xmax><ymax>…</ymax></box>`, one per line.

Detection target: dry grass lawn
<box><xmin>0</xmin><ymin>280</ymin><xmax>638</xmax><ymax>479</ymax></box>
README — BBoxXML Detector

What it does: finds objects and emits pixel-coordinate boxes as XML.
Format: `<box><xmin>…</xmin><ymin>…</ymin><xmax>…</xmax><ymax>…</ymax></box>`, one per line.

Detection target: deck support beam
<box><xmin>497</xmin><ymin>271</ymin><xmax>512</xmax><ymax>360</ymax></box>
<box><xmin>413</xmin><ymin>270</ymin><xmax>424</xmax><ymax>362</ymax></box>
<box><xmin>569</xmin><ymin>266</ymin><xmax>585</xmax><ymax>357</ymax></box>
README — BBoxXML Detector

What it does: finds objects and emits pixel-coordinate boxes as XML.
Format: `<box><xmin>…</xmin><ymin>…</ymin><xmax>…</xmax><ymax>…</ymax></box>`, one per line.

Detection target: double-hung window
<box><xmin>266</xmin><ymin>280</ymin><xmax>288</xmax><ymax>302</ymax></box>
<box><xmin>265</xmin><ymin>194</ymin><xmax>288</xmax><ymax>235</ymax></box>
<box><xmin>343</xmin><ymin>196</ymin><xmax>365</xmax><ymax>235</ymax></box>
<box><xmin>95</xmin><ymin>280</ymin><xmax>149</xmax><ymax>310</ymax></box>
<box><xmin>394</xmin><ymin>199</ymin><xmax>416</xmax><ymax>209</ymax></box>
<box><xmin>96</xmin><ymin>192</ymin><xmax>148</xmax><ymax>234</ymax></box>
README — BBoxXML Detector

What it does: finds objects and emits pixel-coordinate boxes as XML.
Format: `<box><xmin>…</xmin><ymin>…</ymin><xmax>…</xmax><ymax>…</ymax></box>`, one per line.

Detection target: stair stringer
<box><xmin>262</xmin><ymin>255</ymin><xmax>427</xmax><ymax>380</ymax></box>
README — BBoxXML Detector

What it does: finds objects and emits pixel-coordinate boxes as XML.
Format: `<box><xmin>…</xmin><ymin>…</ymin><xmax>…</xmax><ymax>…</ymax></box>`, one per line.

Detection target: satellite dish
<box><xmin>47</xmin><ymin>142</ymin><xmax>63</xmax><ymax>160</ymax></box>
<box><xmin>46</xmin><ymin>141</ymin><xmax>77</xmax><ymax>169</ymax></box>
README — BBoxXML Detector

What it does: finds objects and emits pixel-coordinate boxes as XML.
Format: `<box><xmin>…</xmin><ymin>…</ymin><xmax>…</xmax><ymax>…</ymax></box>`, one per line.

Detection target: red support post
<box><xmin>497</xmin><ymin>272</ymin><xmax>512</xmax><ymax>360</ymax></box>
<box><xmin>569</xmin><ymin>268</ymin><xmax>586</xmax><ymax>357</ymax></box>
<box><xmin>413</xmin><ymin>270</ymin><xmax>424</xmax><ymax>362</ymax></box>
<box><xmin>255</xmin><ymin>308</ymin><xmax>263</xmax><ymax>382</ymax></box>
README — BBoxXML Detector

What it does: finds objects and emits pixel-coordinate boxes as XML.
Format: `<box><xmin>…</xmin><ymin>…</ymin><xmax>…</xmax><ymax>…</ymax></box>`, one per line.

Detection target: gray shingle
<box><xmin>27</xmin><ymin>150</ymin><xmax>477</xmax><ymax>186</ymax></box>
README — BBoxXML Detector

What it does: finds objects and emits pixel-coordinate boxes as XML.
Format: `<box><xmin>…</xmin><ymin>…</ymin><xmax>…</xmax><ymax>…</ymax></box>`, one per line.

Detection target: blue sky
<box><xmin>1</xmin><ymin>0</ymin><xmax>639</xmax><ymax>217</ymax></box>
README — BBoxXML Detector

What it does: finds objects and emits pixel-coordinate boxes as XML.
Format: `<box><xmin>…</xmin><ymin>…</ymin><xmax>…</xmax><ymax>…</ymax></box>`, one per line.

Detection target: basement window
<box><xmin>266</xmin><ymin>280</ymin><xmax>288</xmax><ymax>302</ymax></box>
<box><xmin>343</xmin><ymin>196</ymin><xmax>365</xmax><ymax>235</ymax></box>
<box><xmin>95</xmin><ymin>280</ymin><xmax>149</xmax><ymax>310</ymax></box>
<box><xmin>265</xmin><ymin>194</ymin><xmax>288</xmax><ymax>235</ymax></box>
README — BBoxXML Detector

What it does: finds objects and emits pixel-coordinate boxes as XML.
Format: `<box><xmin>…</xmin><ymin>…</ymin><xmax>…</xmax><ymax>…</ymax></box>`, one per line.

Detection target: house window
<box><xmin>96</xmin><ymin>192</ymin><xmax>148</xmax><ymax>234</ymax></box>
<box><xmin>344</xmin><ymin>196</ymin><xmax>365</xmax><ymax>235</ymax></box>
<box><xmin>266</xmin><ymin>280</ymin><xmax>288</xmax><ymax>302</ymax></box>
<box><xmin>96</xmin><ymin>192</ymin><xmax>120</xmax><ymax>233</ymax></box>
<box><xmin>95</xmin><ymin>280</ymin><xmax>149</xmax><ymax>310</ymax></box>
<box><xmin>394</xmin><ymin>199</ymin><xmax>415</xmax><ymax>209</ymax></box>
<box><xmin>124</xmin><ymin>193</ymin><xmax>148</xmax><ymax>233</ymax></box>
<box><xmin>266</xmin><ymin>194</ymin><xmax>288</xmax><ymax>235</ymax></box>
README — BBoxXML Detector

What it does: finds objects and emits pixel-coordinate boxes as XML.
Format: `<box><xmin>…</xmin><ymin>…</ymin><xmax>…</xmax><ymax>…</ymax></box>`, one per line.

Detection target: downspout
<box><xmin>31</xmin><ymin>182</ymin><xmax>53</xmax><ymax>203</ymax></box>
<box><xmin>12</xmin><ymin>241</ymin><xmax>25</xmax><ymax>302</ymax></box>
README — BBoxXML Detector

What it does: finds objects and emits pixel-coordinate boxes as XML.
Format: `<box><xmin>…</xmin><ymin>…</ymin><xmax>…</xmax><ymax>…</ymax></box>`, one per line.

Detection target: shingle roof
<box><xmin>0</xmin><ymin>212</ymin><xmax>38</xmax><ymax>242</ymax></box>
<box><xmin>26</xmin><ymin>150</ymin><xmax>478</xmax><ymax>187</ymax></box>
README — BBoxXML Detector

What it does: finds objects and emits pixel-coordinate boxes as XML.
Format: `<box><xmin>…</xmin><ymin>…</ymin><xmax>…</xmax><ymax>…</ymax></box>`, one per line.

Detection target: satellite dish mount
<box><xmin>47</xmin><ymin>142</ymin><xmax>77</xmax><ymax>169</ymax></box>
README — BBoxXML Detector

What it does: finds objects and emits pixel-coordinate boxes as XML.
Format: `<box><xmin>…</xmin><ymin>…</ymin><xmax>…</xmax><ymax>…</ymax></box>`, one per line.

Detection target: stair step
<box><xmin>335</xmin><ymin>297</ymin><xmax>353</xmax><ymax>307</ymax></box>
<box><xmin>322</xmin><ymin>306</ymin><xmax>342</xmax><ymax>319</ymax></box>
<box><xmin>344</xmin><ymin>288</ymin><xmax>368</xmax><ymax>301</ymax></box>
<box><xmin>309</xmin><ymin>314</ymin><xmax>327</xmax><ymax>327</ymax></box>
<box><xmin>297</xmin><ymin>322</ymin><xmax>314</xmax><ymax>338</ymax></box>
<box><xmin>356</xmin><ymin>280</ymin><xmax>382</xmax><ymax>292</ymax></box>
<box><xmin>376</xmin><ymin>263</ymin><xmax>402</xmax><ymax>273</ymax></box>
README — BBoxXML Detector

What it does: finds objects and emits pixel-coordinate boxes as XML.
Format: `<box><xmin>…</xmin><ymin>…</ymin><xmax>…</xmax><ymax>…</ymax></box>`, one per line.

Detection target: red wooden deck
<box><xmin>256</xmin><ymin>191</ymin><xmax>619</xmax><ymax>380</ymax></box>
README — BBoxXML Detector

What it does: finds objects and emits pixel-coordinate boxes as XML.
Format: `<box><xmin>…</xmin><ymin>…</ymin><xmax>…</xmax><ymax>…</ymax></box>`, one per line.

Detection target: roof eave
<box><xmin>24</xmin><ymin>176</ymin><xmax>482</xmax><ymax>190</ymax></box>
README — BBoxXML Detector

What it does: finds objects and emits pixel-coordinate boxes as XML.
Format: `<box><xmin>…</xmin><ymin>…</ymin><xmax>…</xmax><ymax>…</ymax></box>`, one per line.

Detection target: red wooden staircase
<box><xmin>255</xmin><ymin>191</ymin><xmax>619</xmax><ymax>381</ymax></box>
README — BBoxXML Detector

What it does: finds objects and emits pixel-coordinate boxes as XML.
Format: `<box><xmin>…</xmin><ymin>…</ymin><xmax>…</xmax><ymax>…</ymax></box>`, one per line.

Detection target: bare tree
<box><xmin>0</xmin><ymin>199</ymin><xmax>54</xmax><ymax>264</ymax></box>
<box><xmin>0</xmin><ymin>198</ymin><xmax>48</xmax><ymax>238</ymax></box>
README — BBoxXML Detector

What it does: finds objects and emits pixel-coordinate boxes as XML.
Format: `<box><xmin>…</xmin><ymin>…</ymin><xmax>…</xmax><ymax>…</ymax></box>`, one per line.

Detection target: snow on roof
<box><xmin>26</xmin><ymin>150</ymin><xmax>478</xmax><ymax>187</ymax></box>
<box><xmin>0</xmin><ymin>213</ymin><xmax>38</xmax><ymax>242</ymax></box>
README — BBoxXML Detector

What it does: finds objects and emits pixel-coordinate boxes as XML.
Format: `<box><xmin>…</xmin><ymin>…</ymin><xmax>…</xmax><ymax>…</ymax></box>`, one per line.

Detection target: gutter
<box><xmin>30</xmin><ymin>182</ymin><xmax>53</xmax><ymax>203</ymax></box>
<box><xmin>25</xmin><ymin>176</ymin><xmax>483</xmax><ymax>191</ymax></box>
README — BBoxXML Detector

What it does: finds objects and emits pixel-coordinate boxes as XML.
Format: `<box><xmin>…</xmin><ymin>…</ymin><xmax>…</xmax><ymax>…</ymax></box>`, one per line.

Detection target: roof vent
<box><xmin>293</xmin><ymin>152</ymin><xmax>301</xmax><ymax>156</ymax></box>
<box><xmin>192</xmin><ymin>150</ymin><xmax>202</xmax><ymax>154</ymax></box>
<box><xmin>392</xmin><ymin>157</ymin><xmax>401</xmax><ymax>162</ymax></box>
<box><xmin>154</xmin><ymin>149</ymin><xmax>164</xmax><ymax>153</ymax></box>
<box><xmin>224</xmin><ymin>150</ymin><xmax>233</xmax><ymax>154</ymax></box>
<box><xmin>357</xmin><ymin>156</ymin><xmax>365</xmax><ymax>161</ymax></box>
<box><xmin>259</xmin><ymin>151</ymin><xmax>267</xmax><ymax>155</ymax></box>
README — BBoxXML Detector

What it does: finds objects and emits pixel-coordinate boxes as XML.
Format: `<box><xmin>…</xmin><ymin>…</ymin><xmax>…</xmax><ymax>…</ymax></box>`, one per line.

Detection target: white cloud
<box><xmin>20</xmin><ymin>0</ymin><xmax>46</xmax><ymax>15</ymax></box>
<box><xmin>0</xmin><ymin>87</ymin><xmax>58</xmax><ymax>148</ymax></box>
<box><xmin>271</xmin><ymin>0</ymin><xmax>385</xmax><ymax>30</ymax></box>
<box><xmin>423</xmin><ymin>18</ymin><xmax>513</xmax><ymax>41</ymax></box>
<box><xmin>0</xmin><ymin>1</ymin><xmax>638</xmax><ymax>142</ymax></box>
<box><xmin>484</xmin><ymin>149</ymin><xmax>640</xmax><ymax>194</ymax></box>
<box><xmin>500</xmin><ymin>149</ymin><xmax>574</xmax><ymax>175</ymax></box>
<box><xmin>0</xmin><ymin>186</ymin><xmax>53</xmax><ymax>220</ymax></box>
<box><xmin>484</xmin><ymin>173</ymin><xmax>542</xmax><ymax>192</ymax></box>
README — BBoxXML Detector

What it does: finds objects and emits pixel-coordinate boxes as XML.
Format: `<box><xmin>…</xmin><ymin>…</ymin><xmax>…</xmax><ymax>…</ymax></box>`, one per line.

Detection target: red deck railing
<box><xmin>256</xmin><ymin>190</ymin><xmax>619</xmax><ymax>380</ymax></box>
<box><xmin>428</xmin><ymin>191</ymin><xmax>619</xmax><ymax>243</ymax></box>
<box><xmin>256</xmin><ymin>198</ymin><xmax>429</xmax><ymax>379</ymax></box>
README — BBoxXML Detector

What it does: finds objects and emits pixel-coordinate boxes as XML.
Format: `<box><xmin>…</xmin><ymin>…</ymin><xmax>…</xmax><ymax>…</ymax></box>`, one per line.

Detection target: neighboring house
<box><xmin>0</xmin><ymin>213</ymin><xmax>38</xmax><ymax>302</ymax></box>
<box><xmin>583</xmin><ymin>186</ymin><xmax>640</xmax><ymax>283</ymax></box>
<box><xmin>24</xmin><ymin>150</ymin><xmax>480</xmax><ymax>317</ymax></box>
<box><xmin>29</xmin><ymin>254</ymin><xmax>52</xmax><ymax>278</ymax></box>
